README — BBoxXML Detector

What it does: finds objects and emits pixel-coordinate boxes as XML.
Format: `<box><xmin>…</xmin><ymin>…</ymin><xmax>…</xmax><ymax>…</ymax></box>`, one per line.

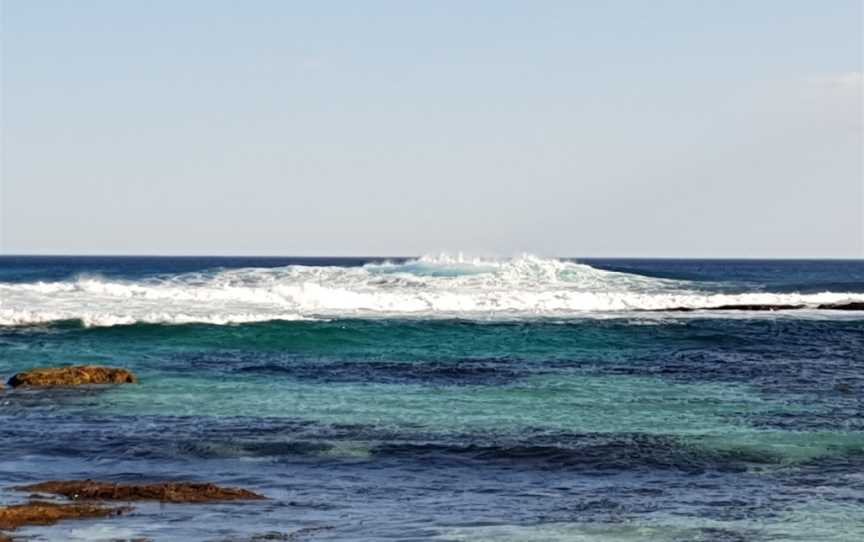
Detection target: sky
<box><xmin>1</xmin><ymin>0</ymin><xmax>862</xmax><ymax>257</ymax></box>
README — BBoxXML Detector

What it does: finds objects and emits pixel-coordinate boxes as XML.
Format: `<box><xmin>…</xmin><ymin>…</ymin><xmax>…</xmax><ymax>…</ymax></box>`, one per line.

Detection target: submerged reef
<box><xmin>18</xmin><ymin>480</ymin><xmax>266</xmax><ymax>503</ymax></box>
<box><xmin>0</xmin><ymin>500</ymin><xmax>129</xmax><ymax>531</ymax></box>
<box><xmin>0</xmin><ymin>480</ymin><xmax>265</xmax><ymax>538</ymax></box>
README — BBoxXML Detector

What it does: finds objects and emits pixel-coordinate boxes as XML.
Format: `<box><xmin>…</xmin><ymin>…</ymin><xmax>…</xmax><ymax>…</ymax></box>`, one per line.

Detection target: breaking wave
<box><xmin>1</xmin><ymin>255</ymin><xmax>862</xmax><ymax>327</ymax></box>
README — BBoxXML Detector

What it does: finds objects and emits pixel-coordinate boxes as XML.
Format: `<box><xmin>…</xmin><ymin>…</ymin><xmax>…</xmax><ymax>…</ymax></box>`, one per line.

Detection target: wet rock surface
<box><xmin>0</xmin><ymin>500</ymin><xmax>129</xmax><ymax>531</ymax></box>
<box><xmin>6</xmin><ymin>365</ymin><xmax>138</xmax><ymax>388</ymax></box>
<box><xmin>659</xmin><ymin>302</ymin><xmax>864</xmax><ymax>312</ymax></box>
<box><xmin>819</xmin><ymin>301</ymin><xmax>864</xmax><ymax>310</ymax></box>
<box><xmin>662</xmin><ymin>304</ymin><xmax>805</xmax><ymax>312</ymax></box>
<box><xmin>17</xmin><ymin>480</ymin><xmax>266</xmax><ymax>503</ymax></box>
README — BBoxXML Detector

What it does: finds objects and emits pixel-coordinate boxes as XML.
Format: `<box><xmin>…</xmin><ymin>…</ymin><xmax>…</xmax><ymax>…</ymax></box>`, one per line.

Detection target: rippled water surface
<box><xmin>1</xmin><ymin>256</ymin><xmax>862</xmax><ymax>541</ymax></box>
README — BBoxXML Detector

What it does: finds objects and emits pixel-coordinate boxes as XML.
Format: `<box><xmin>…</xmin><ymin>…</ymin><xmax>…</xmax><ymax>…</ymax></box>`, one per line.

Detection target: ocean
<box><xmin>1</xmin><ymin>255</ymin><xmax>862</xmax><ymax>541</ymax></box>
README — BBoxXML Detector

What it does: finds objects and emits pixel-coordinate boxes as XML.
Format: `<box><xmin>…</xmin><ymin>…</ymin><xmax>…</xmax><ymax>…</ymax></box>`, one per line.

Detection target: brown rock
<box><xmin>17</xmin><ymin>480</ymin><xmax>266</xmax><ymax>503</ymax></box>
<box><xmin>0</xmin><ymin>500</ymin><xmax>129</xmax><ymax>530</ymax></box>
<box><xmin>6</xmin><ymin>365</ymin><xmax>138</xmax><ymax>388</ymax></box>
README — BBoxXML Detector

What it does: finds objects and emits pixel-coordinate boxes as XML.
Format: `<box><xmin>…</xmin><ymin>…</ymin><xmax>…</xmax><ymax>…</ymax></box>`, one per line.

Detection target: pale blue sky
<box><xmin>1</xmin><ymin>0</ymin><xmax>862</xmax><ymax>257</ymax></box>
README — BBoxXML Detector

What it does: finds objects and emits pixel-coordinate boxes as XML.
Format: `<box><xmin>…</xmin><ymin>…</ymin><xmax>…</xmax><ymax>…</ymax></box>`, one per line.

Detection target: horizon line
<box><xmin>1</xmin><ymin>253</ymin><xmax>862</xmax><ymax>261</ymax></box>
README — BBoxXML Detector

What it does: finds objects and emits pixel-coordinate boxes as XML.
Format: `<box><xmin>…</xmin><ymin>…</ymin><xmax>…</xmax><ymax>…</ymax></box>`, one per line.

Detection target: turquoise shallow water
<box><xmin>1</xmin><ymin>257</ymin><xmax>863</xmax><ymax>540</ymax></box>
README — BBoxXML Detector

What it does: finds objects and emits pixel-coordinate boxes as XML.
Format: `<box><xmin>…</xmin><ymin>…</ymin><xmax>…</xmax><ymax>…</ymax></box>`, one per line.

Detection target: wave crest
<box><xmin>1</xmin><ymin>255</ymin><xmax>862</xmax><ymax>327</ymax></box>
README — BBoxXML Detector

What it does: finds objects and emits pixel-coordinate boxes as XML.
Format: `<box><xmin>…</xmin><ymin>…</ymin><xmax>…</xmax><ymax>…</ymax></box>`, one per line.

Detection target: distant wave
<box><xmin>1</xmin><ymin>254</ymin><xmax>862</xmax><ymax>327</ymax></box>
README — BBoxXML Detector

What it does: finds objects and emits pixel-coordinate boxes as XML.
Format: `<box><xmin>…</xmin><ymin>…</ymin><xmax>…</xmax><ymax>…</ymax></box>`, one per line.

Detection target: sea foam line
<box><xmin>0</xmin><ymin>255</ymin><xmax>862</xmax><ymax>327</ymax></box>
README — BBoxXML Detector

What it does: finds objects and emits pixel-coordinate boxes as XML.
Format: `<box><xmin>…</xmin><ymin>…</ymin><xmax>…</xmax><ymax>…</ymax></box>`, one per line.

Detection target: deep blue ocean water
<box><xmin>1</xmin><ymin>256</ymin><xmax>862</xmax><ymax>541</ymax></box>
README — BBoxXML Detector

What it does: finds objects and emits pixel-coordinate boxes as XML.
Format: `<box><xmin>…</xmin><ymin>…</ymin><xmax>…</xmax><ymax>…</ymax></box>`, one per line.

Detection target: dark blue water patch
<box><xmin>0</xmin><ymin>385</ymin><xmax>119</xmax><ymax>410</ymax></box>
<box><xmin>734</xmin><ymin>408</ymin><xmax>864</xmax><ymax>432</ymax></box>
<box><xmin>0</xmin><ymin>411</ymin><xmax>314</xmax><ymax>462</ymax></box>
<box><xmin>587</xmin><ymin>348</ymin><xmax>864</xmax><ymax>395</ymax></box>
<box><xmin>369</xmin><ymin>438</ymin><xmax>762</xmax><ymax>474</ymax></box>
<box><xmin>236</xmin><ymin>359</ymin><xmax>524</xmax><ymax>386</ymax></box>
<box><xmin>172</xmin><ymin>351</ymin><xmax>527</xmax><ymax>386</ymax></box>
<box><xmin>0</xmin><ymin>255</ymin><xmax>402</xmax><ymax>283</ymax></box>
<box><xmin>553</xmin><ymin>319</ymin><xmax>864</xmax><ymax>398</ymax></box>
<box><xmin>0</xmin><ymin>405</ymin><xmax>826</xmax><ymax>474</ymax></box>
<box><xmin>774</xmin><ymin>455</ymin><xmax>864</xmax><ymax>495</ymax></box>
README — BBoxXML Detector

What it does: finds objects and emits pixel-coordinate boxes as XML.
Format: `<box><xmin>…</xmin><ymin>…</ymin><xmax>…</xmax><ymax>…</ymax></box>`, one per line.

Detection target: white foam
<box><xmin>1</xmin><ymin>255</ymin><xmax>862</xmax><ymax>327</ymax></box>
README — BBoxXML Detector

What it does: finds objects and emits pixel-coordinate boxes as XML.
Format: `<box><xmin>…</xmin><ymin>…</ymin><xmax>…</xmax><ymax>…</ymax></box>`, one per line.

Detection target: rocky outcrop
<box><xmin>2</xmin><ymin>480</ymin><xmax>264</xmax><ymax>539</ymax></box>
<box><xmin>661</xmin><ymin>302</ymin><xmax>864</xmax><ymax>312</ymax></box>
<box><xmin>6</xmin><ymin>365</ymin><xmax>138</xmax><ymax>388</ymax></box>
<box><xmin>705</xmin><ymin>304</ymin><xmax>806</xmax><ymax>311</ymax></box>
<box><xmin>818</xmin><ymin>302</ymin><xmax>864</xmax><ymax>311</ymax></box>
<box><xmin>0</xmin><ymin>500</ymin><xmax>129</xmax><ymax>530</ymax></box>
<box><xmin>17</xmin><ymin>480</ymin><xmax>266</xmax><ymax>503</ymax></box>
<box><xmin>662</xmin><ymin>304</ymin><xmax>805</xmax><ymax>312</ymax></box>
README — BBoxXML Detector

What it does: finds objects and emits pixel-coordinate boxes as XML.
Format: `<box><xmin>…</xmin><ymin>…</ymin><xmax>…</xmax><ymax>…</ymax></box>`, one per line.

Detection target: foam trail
<box><xmin>1</xmin><ymin>255</ymin><xmax>862</xmax><ymax>327</ymax></box>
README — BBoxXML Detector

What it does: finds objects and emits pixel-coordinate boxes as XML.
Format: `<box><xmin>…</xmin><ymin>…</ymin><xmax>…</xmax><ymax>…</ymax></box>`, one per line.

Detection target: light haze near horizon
<box><xmin>1</xmin><ymin>0</ymin><xmax>862</xmax><ymax>258</ymax></box>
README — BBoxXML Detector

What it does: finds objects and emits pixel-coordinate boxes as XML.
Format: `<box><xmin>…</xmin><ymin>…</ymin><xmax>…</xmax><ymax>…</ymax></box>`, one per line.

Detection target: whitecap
<box><xmin>0</xmin><ymin>254</ymin><xmax>861</xmax><ymax>327</ymax></box>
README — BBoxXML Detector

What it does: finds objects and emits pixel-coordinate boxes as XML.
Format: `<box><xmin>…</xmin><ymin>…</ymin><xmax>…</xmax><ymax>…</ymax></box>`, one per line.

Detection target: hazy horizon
<box><xmin>1</xmin><ymin>253</ymin><xmax>863</xmax><ymax>261</ymax></box>
<box><xmin>2</xmin><ymin>1</ymin><xmax>862</xmax><ymax>258</ymax></box>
